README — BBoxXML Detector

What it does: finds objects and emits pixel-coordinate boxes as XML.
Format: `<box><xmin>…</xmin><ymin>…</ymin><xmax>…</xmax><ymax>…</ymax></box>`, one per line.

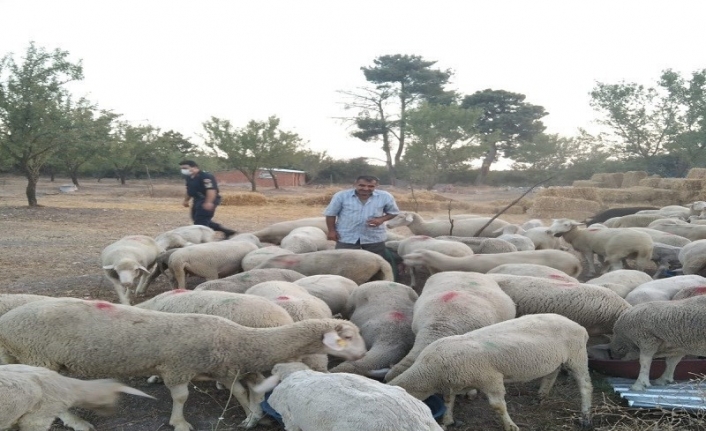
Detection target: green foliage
<box><xmin>285</xmin><ymin>149</ymin><xmax>333</xmax><ymax>184</ymax></box>
<box><xmin>659</xmin><ymin>69</ymin><xmax>706</xmax><ymax>165</ymax></box>
<box><xmin>97</xmin><ymin>122</ymin><xmax>159</xmax><ymax>184</ymax></box>
<box><xmin>317</xmin><ymin>158</ymin><xmax>388</xmax><ymax>185</ymax></box>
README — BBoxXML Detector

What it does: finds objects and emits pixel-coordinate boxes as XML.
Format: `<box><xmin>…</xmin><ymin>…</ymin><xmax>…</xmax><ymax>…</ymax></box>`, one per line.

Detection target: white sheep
<box><xmin>690</xmin><ymin>201</ymin><xmax>706</xmax><ymax>217</ymax></box>
<box><xmin>0</xmin><ymin>364</ymin><xmax>152</xmax><ymax>431</ymax></box>
<box><xmin>227</xmin><ymin>232</ymin><xmax>263</xmax><ymax>246</ymax></box>
<box><xmin>251</xmin><ymin>217</ymin><xmax>329</xmax><ymax>244</ymax></box>
<box><xmin>402</xmin><ymin>248</ymin><xmax>583</xmax><ymax>278</ymax></box>
<box><xmin>650</xmin><ymin>242</ymin><xmax>683</xmax><ymax>278</ymax></box>
<box><xmin>496</xmin><ymin>223</ymin><xmax>564</xmax><ymax>250</ymax></box>
<box><xmin>607</xmin><ymin>213</ymin><xmax>678</xmax><ymax>228</ymax></box>
<box><xmin>678</xmin><ymin>239</ymin><xmax>706</xmax><ymax>276</ymax></box>
<box><xmin>386</xmin><ymin>212</ymin><xmax>510</xmax><ymax>237</ymax></box>
<box><xmin>241</xmin><ymin>245</ymin><xmax>295</xmax><ymax>271</ymax></box>
<box><xmin>167</xmin><ymin>240</ymin><xmax>259</xmax><ymax>289</ymax></box>
<box><xmin>154</xmin><ymin>225</ymin><xmax>216</xmax><ymax>250</ymax></box>
<box><xmin>396</xmin><ymin>235</ymin><xmax>474</xmax><ymax>290</ymax></box>
<box><xmin>388</xmin><ymin>313</ymin><xmax>593</xmax><ymax>431</ymax></box>
<box><xmin>609</xmin><ymin>295</ymin><xmax>706</xmax><ymax>390</ymax></box>
<box><xmin>624</xmin><ymin>274</ymin><xmax>706</xmax><ymax>305</ymax></box>
<box><xmin>486</xmin><ymin>263</ymin><xmax>579</xmax><ymax>283</ymax></box>
<box><xmin>435</xmin><ymin>235</ymin><xmax>518</xmax><ymax>253</ymax></box>
<box><xmin>100</xmin><ymin>235</ymin><xmax>164</xmax><ymax>305</ymax></box>
<box><xmin>253</xmin><ymin>249</ymin><xmax>394</xmax><ymax>285</ymax></box>
<box><xmin>195</xmin><ymin>268</ymin><xmax>306</xmax><ymax>293</ymax></box>
<box><xmin>292</xmin><ymin>274</ymin><xmax>358</xmax><ymax>315</ymax></box>
<box><xmin>0</xmin><ymin>298</ymin><xmax>366</xmax><ymax>431</ymax></box>
<box><xmin>648</xmin><ymin>219</ymin><xmax>706</xmax><ymax>241</ymax></box>
<box><xmin>547</xmin><ymin>218</ymin><xmax>653</xmax><ymax>276</ymax></box>
<box><xmin>280</xmin><ymin>226</ymin><xmax>330</xmax><ymax>253</ymax></box>
<box><xmin>488</xmin><ymin>274</ymin><xmax>631</xmax><ymax>336</ymax></box>
<box><xmin>0</xmin><ymin>294</ymin><xmax>54</xmax><ymax>318</ymax></box>
<box><xmin>329</xmin><ymin>281</ymin><xmax>417</xmax><ymax>375</ymax></box>
<box><xmin>586</xmin><ymin>269</ymin><xmax>653</xmax><ymax>298</ymax></box>
<box><xmin>384</xmin><ymin>271</ymin><xmax>516</xmax><ymax>382</ymax></box>
<box><xmin>672</xmin><ymin>285</ymin><xmax>706</xmax><ymax>300</ymax></box>
<box><xmin>255</xmin><ymin>362</ymin><xmax>443</xmax><ymax>431</ymax></box>
<box><xmin>628</xmin><ymin>227</ymin><xmax>691</xmax><ymax>247</ymax></box>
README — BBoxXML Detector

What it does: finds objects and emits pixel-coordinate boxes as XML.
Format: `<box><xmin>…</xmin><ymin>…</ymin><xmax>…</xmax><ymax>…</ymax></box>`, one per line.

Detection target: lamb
<box><xmin>403</xmin><ymin>249</ymin><xmax>583</xmax><ymax>278</ymax></box>
<box><xmin>488</xmin><ymin>274</ymin><xmax>631</xmax><ymax>336</ymax></box>
<box><xmin>386</xmin><ymin>211</ymin><xmax>510</xmax><ymax>237</ymax></box>
<box><xmin>100</xmin><ymin>235</ymin><xmax>164</xmax><ymax>305</ymax></box>
<box><xmin>195</xmin><ymin>268</ymin><xmax>306</xmax><ymax>293</ymax></box>
<box><xmin>255</xmin><ymin>362</ymin><xmax>443</xmax><ymax>431</ymax></box>
<box><xmin>435</xmin><ymin>235</ymin><xmax>518</xmax><ymax>253</ymax></box>
<box><xmin>396</xmin><ymin>235</ymin><xmax>474</xmax><ymax>290</ymax></box>
<box><xmin>584</xmin><ymin>206</ymin><xmax>659</xmax><ymax>226</ymax></box>
<box><xmin>241</xmin><ymin>245</ymin><xmax>294</xmax><ymax>271</ymax></box>
<box><xmin>292</xmin><ymin>274</ymin><xmax>358</xmax><ymax>315</ymax></box>
<box><xmin>609</xmin><ymin>295</ymin><xmax>706</xmax><ymax>391</ymax></box>
<box><xmin>547</xmin><ymin>218</ymin><xmax>653</xmax><ymax>276</ymax></box>
<box><xmin>678</xmin><ymin>239</ymin><xmax>706</xmax><ymax>276</ymax></box>
<box><xmin>0</xmin><ymin>298</ymin><xmax>366</xmax><ymax>431</ymax></box>
<box><xmin>167</xmin><ymin>240</ymin><xmax>259</xmax><ymax>289</ymax></box>
<box><xmin>384</xmin><ymin>271</ymin><xmax>516</xmax><ymax>382</ymax></box>
<box><xmin>648</xmin><ymin>219</ymin><xmax>706</xmax><ymax>241</ymax></box>
<box><xmin>280</xmin><ymin>226</ymin><xmax>330</xmax><ymax>253</ymax></box>
<box><xmin>154</xmin><ymin>225</ymin><xmax>216</xmax><ymax>250</ymax></box>
<box><xmin>253</xmin><ymin>249</ymin><xmax>394</xmax><ymax>285</ymax></box>
<box><xmin>586</xmin><ymin>269</ymin><xmax>653</xmax><ymax>298</ymax></box>
<box><xmin>624</xmin><ymin>274</ymin><xmax>706</xmax><ymax>305</ymax></box>
<box><xmin>487</xmin><ymin>263</ymin><xmax>579</xmax><ymax>283</ymax></box>
<box><xmin>0</xmin><ymin>364</ymin><xmax>153</xmax><ymax>431</ymax></box>
<box><xmin>251</xmin><ymin>217</ymin><xmax>329</xmax><ymax>244</ymax></box>
<box><xmin>388</xmin><ymin>313</ymin><xmax>593</xmax><ymax>431</ymax></box>
<box><xmin>329</xmin><ymin>281</ymin><xmax>417</xmax><ymax>376</ymax></box>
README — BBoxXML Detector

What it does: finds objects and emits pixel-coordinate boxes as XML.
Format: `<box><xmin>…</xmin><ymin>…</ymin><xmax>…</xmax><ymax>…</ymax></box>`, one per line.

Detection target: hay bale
<box><xmin>687</xmin><ymin>168</ymin><xmax>706</xmax><ymax>179</ymax></box>
<box><xmin>657</xmin><ymin>178</ymin><xmax>684</xmax><ymax>190</ymax></box>
<box><xmin>396</xmin><ymin>199</ymin><xmax>441</xmax><ymax>212</ymax></box>
<box><xmin>621</xmin><ymin>171</ymin><xmax>648</xmax><ymax>188</ymax></box>
<box><xmin>220</xmin><ymin>192</ymin><xmax>268</xmax><ymax>206</ymax></box>
<box><xmin>638</xmin><ymin>178</ymin><xmax>662</xmax><ymax>188</ymax></box>
<box><xmin>528</xmin><ymin>196</ymin><xmax>601</xmax><ymax>220</ymax></box>
<box><xmin>404</xmin><ymin>190</ymin><xmax>450</xmax><ymax>202</ymax></box>
<box><xmin>537</xmin><ymin>187</ymin><xmax>602</xmax><ymax>203</ymax></box>
<box><xmin>590</xmin><ymin>173</ymin><xmax>624</xmax><ymax>188</ymax></box>
<box><xmin>596</xmin><ymin>187</ymin><xmax>674</xmax><ymax>206</ymax></box>
<box><xmin>572</xmin><ymin>180</ymin><xmax>603</xmax><ymax>188</ymax></box>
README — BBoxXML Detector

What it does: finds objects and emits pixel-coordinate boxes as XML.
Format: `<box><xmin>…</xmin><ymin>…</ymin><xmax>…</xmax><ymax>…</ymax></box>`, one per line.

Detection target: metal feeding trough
<box><xmin>59</xmin><ymin>184</ymin><xmax>78</xmax><ymax>193</ymax></box>
<box><xmin>607</xmin><ymin>377</ymin><xmax>706</xmax><ymax>411</ymax></box>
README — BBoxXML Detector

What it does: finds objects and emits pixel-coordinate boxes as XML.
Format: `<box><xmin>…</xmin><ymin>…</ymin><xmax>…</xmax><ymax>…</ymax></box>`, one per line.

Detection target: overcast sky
<box><xmin>1</xmin><ymin>0</ymin><xmax>705</xmax><ymax>165</ymax></box>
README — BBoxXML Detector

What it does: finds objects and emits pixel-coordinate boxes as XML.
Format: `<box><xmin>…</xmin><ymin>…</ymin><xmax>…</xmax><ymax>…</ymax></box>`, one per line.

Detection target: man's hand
<box><xmin>202</xmin><ymin>201</ymin><xmax>215</xmax><ymax>211</ymax></box>
<box><xmin>366</xmin><ymin>217</ymin><xmax>384</xmax><ymax>227</ymax></box>
<box><xmin>182</xmin><ymin>200</ymin><xmax>190</xmax><ymax>208</ymax></box>
<box><xmin>327</xmin><ymin>230</ymin><xmax>339</xmax><ymax>241</ymax></box>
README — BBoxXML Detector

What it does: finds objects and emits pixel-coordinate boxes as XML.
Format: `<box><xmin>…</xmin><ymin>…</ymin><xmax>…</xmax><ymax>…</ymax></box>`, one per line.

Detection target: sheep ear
<box><xmin>367</xmin><ymin>368</ymin><xmax>390</xmax><ymax>379</ymax></box>
<box><xmin>322</xmin><ymin>330</ymin><xmax>345</xmax><ymax>351</ymax></box>
<box><xmin>253</xmin><ymin>374</ymin><xmax>281</xmax><ymax>394</ymax></box>
<box><xmin>571</xmin><ymin>221</ymin><xmax>585</xmax><ymax>226</ymax></box>
<box><xmin>118</xmin><ymin>385</ymin><xmax>156</xmax><ymax>399</ymax></box>
<box><xmin>405</xmin><ymin>213</ymin><xmax>414</xmax><ymax>222</ymax></box>
<box><xmin>137</xmin><ymin>265</ymin><xmax>150</xmax><ymax>274</ymax></box>
<box><xmin>102</xmin><ymin>265</ymin><xmax>115</xmax><ymax>270</ymax></box>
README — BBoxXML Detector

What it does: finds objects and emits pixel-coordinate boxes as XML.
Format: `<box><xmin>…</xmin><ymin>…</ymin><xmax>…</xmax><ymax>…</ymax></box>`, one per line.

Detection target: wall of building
<box><xmin>215</xmin><ymin>169</ymin><xmax>305</xmax><ymax>188</ymax></box>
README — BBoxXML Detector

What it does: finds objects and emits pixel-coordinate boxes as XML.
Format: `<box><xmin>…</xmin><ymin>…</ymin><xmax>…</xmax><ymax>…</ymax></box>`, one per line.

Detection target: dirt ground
<box><xmin>0</xmin><ymin>175</ymin><xmax>696</xmax><ymax>431</ymax></box>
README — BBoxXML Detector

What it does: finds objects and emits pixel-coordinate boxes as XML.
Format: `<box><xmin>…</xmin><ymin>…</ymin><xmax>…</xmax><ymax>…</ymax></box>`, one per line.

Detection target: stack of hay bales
<box><xmin>686</xmin><ymin>168</ymin><xmax>706</xmax><ymax>179</ymax></box>
<box><xmin>528</xmin><ymin>187</ymin><xmax>602</xmax><ymax>220</ymax></box>
<box><xmin>594</xmin><ymin>187</ymin><xmax>674</xmax><ymax>207</ymax></box>
<box><xmin>638</xmin><ymin>177</ymin><xmax>662</xmax><ymax>188</ymax></box>
<box><xmin>592</xmin><ymin>173</ymin><xmax>625</xmax><ymax>188</ymax></box>
<box><xmin>621</xmin><ymin>171</ymin><xmax>648</xmax><ymax>188</ymax></box>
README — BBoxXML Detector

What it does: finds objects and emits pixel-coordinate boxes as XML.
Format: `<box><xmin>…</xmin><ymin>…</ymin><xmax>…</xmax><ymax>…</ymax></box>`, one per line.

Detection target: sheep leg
<box><xmin>632</xmin><ymin>350</ymin><xmax>658</xmax><ymax>391</ymax></box>
<box><xmin>536</xmin><ymin>367</ymin><xmax>561</xmax><ymax>401</ymax></box>
<box><xmin>483</xmin><ymin>382</ymin><xmax>519</xmax><ymax>431</ymax></box>
<box><xmin>441</xmin><ymin>390</ymin><xmax>457</xmax><ymax>428</ymax></box>
<box><xmin>654</xmin><ymin>355</ymin><xmax>685</xmax><ymax>386</ymax></box>
<box><xmin>172</xmin><ymin>263</ymin><xmax>188</xmax><ymax>290</ymax></box>
<box><xmin>564</xmin><ymin>356</ymin><xmax>594</xmax><ymax>429</ymax></box>
<box><xmin>216</xmin><ymin>376</ymin><xmax>252</xmax><ymax>423</ymax></box>
<box><xmin>583</xmin><ymin>252</ymin><xmax>597</xmax><ymax>276</ymax></box>
<box><xmin>17</xmin><ymin>416</ymin><xmax>57</xmax><ymax>431</ymax></box>
<box><xmin>106</xmin><ymin>273</ymin><xmax>131</xmax><ymax>305</ymax></box>
<box><xmin>165</xmin><ymin>382</ymin><xmax>193</xmax><ymax>431</ymax></box>
<box><xmin>57</xmin><ymin>411</ymin><xmax>96</xmax><ymax>431</ymax></box>
<box><xmin>135</xmin><ymin>263</ymin><xmax>157</xmax><ymax>294</ymax></box>
<box><xmin>241</xmin><ymin>374</ymin><xmax>266</xmax><ymax>429</ymax></box>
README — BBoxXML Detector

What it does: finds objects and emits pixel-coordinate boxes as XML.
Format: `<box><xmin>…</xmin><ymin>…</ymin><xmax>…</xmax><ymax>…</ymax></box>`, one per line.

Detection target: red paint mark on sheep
<box><xmin>170</xmin><ymin>289</ymin><xmax>189</xmax><ymax>294</ymax></box>
<box><xmin>94</xmin><ymin>301</ymin><xmax>114</xmax><ymax>310</ymax></box>
<box><xmin>549</xmin><ymin>274</ymin><xmax>567</xmax><ymax>280</ymax></box>
<box><xmin>440</xmin><ymin>291</ymin><xmax>459</xmax><ymax>302</ymax></box>
<box><xmin>276</xmin><ymin>296</ymin><xmax>290</xmax><ymax>301</ymax></box>
<box><xmin>588</xmin><ymin>229</ymin><xmax>601</xmax><ymax>232</ymax></box>
<box><xmin>389</xmin><ymin>311</ymin><xmax>407</xmax><ymax>321</ymax></box>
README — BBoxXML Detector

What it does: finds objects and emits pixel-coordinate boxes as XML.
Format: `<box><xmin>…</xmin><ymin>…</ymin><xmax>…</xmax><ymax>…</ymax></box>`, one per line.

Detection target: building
<box><xmin>214</xmin><ymin>168</ymin><xmax>306</xmax><ymax>188</ymax></box>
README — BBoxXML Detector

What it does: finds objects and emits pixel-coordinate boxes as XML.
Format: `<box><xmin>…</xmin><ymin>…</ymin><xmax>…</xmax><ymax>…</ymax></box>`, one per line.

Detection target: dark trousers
<box><xmin>191</xmin><ymin>199</ymin><xmax>229</xmax><ymax>233</ymax></box>
<box><xmin>335</xmin><ymin>240</ymin><xmax>387</xmax><ymax>258</ymax></box>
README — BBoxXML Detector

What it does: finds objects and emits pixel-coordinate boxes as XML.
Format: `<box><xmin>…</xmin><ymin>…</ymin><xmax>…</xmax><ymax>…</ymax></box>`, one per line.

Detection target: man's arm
<box><xmin>325</xmin><ymin>216</ymin><xmax>339</xmax><ymax>241</ymax></box>
<box><xmin>202</xmin><ymin>189</ymin><xmax>217</xmax><ymax>210</ymax></box>
<box><xmin>183</xmin><ymin>192</ymin><xmax>191</xmax><ymax>208</ymax></box>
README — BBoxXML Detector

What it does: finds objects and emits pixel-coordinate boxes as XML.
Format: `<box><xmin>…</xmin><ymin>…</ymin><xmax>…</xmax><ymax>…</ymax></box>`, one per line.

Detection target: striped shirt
<box><xmin>323</xmin><ymin>189</ymin><xmax>400</xmax><ymax>244</ymax></box>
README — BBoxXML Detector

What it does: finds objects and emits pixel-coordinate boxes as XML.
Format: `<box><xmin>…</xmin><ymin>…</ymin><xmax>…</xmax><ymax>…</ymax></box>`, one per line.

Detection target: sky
<box><xmin>1</xmin><ymin>0</ymin><xmax>705</xmax><ymax>166</ymax></box>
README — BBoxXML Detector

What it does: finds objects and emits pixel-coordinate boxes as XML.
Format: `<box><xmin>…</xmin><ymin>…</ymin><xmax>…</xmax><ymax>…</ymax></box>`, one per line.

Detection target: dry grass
<box><xmin>687</xmin><ymin>168</ymin><xmax>706</xmax><ymax>180</ymax></box>
<box><xmin>621</xmin><ymin>171</ymin><xmax>648</xmax><ymax>188</ymax></box>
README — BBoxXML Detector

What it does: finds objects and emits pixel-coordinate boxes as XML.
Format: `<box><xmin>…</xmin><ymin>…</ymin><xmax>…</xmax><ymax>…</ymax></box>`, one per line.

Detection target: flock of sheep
<box><xmin>3</xmin><ymin>200</ymin><xmax>706</xmax><ymax>431</ymax></box>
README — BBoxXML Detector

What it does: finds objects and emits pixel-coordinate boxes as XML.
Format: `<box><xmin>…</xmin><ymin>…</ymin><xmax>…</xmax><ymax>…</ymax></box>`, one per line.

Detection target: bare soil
<box><xmin>0</xmin><ymin>175</ymin><xmax>696</xmax><ymax>431</ymax></box>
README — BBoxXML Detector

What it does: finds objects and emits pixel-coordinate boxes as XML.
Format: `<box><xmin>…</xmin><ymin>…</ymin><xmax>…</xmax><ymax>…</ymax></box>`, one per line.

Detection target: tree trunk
<box><xmin>475</xmin><ymin>143</ymin><xmax>498</xmax><ymax>186</ymax></box>
<box><xmin>25</xmin><ymin>172</ymin><xmax>39</xmax><ymax>207</ymax></box>
<box><xmin>269</xmin><ymin>169</ymin><xmax>280</xmax><ymax>189</ymax></box>
<box><xmin>250</xmin><ymin>179</ymin><xmax>257</xmax><ymax>192</ymax></box>
<box><xmin>49</xmin><ymin>171</ymin><xmax>55</xmax><ymax>182</ymax></box>
<box><xmin>119</xmin><ymin>173</ymin><xmax>127</xmax><ymax>185</ymax></box>
<box><xmin>71</xmin><ymin>170</ymin><xmax>80</xmax><ymax>187</ymax></box>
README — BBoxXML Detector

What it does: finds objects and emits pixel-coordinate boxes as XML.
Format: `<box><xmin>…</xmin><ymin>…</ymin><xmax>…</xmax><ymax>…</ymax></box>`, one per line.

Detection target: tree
<box><xmin>344</xmin><ymin>54</ymin><xmax>454</xmax><ymax>181</ymax></box>
<box><xmin>0</xmin><ymin>42</ymin><xmax>83</xmax><ymax>206</ymax></box>
<box><xmin>287</xmin><ymin>149</ymin><xmax>332</xmax><ymax>185</ymax></box>
<box><xmin>659</xmin><ymin>69</ymin><xmax>706</xmax><ymax>165</ymax></box>
<box><xmin>461</xmin><ymin>89</ymin><xmax>547</xmax><ymax>185</ymax></box>
<box><xmin>202</xmin><ymin>116</ymin><xmax>303</xmax><ymax>192</ymax></box>
<box><xmin>101</xmin><ymin>122</ymin><xmax>159</xmax><ymax>184</ymax></box>
<box><xmin>402</xmin><ymin>102</ymin><xmax>481</xmax><ymax>189</ymax></box>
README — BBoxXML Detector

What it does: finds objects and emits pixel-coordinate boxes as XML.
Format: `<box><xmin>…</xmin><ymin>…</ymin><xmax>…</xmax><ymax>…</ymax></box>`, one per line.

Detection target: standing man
<box><xmin>324</xmin><ymin>175</ymin><xmax>400</xmax><ymax>257</ymax></box>
<box><xmin>179</xmin><ymin>160</ymin><xmax>237</xmax><ymax>238</ymax></box>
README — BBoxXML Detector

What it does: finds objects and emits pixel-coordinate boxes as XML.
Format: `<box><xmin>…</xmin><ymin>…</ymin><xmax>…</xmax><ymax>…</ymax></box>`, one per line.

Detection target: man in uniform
<box><xmin>179</xmin><ymin>160</ymin><xmax>237</xmax><ymax>238</ymax></box>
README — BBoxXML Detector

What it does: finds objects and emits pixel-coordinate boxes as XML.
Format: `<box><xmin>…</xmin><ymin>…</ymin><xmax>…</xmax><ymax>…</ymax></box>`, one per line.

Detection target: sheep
<box><xmin>624</xmin><ymin>274</ymin><xmax>706</xmax><ymax>305</ymax></box>
<box><xmin>251</xmin><ymin>217</ymin><xmax>329</xmax><ymax>244</ymax></box>
<box><xmin>386</xmin><ymin>212</ymin><xmax>510</xmax><ymax>237</ymax></box>
<box><xmin>402</xmin><ymin>248</ymin><xmax>583</xmax><ymax>278</ymax></box>
<box><xmin>227</xmin><ymin>232</ymin><xmax>263</xmax><ymax>247</ymax></box>
<box><xmin>520</xmin><ymin>218</ymin><xmax>545</xmax><ymax>229</ymax></box>
<box><xmin>329</xmin><ymin>281</ymin><xmax>417</xmax><ymax>376</ymax></box>
<box><xmin>388</xmin><ymin>313</ymin><xmax>593</xmax><ymax>431</ymax></box>
<box><xmin>0</xmin><ymin>298</ymin><xmax>366</xmax><ymax>431</ymax></box>
<box><xmin>0</xmin><ymin>294</ymin><xmax>54</xmax><ymax>318</ymax></box>
<box><xmin>651</xmin><ymin>243</ymin><xmax>683</xmax><ymax>278</ymax></box>
<box><xmin>280</xmin><ymin>226</ymin><xmax>330</xmax><ymax>253</ymax></box>
<box><xmin>167</xmin><ymin>240</ymin><xmax>259</xmax><ymax>289</ymax></box>
<box><xmin>498</xmin><ymin>224</ymin><xmax>565</xmax><ymax>250</ymax></box>
<box><xmin>396</xmin><ymin>235</ymin><xmax>474</xmax><ymax>290</ymax></box>
<box><xmin>628</xmin><ymin>227</ymin><xmax>691</xmax><ymax>247</ymax></box>
<box><xmin>487</xmin><ymin>274</ymin><xmax>631</xmax><ymax>336</ymax></box>
<box><xmin>253</xmin><ymin>249</ymin><xmax>394</xmax><ymax>285</ymax></box>
<box><xmin>690</xmin><ymin>200</ymin><xmax>706</xmax><ymax>217</ymax></box>
<box><xmin>0</xmin><ymin>364</ymin><xmax>153</xmax><ymax>431</ymax></box>
<box><xmin>384</xmin><ymin>271</ymin><xmax>516</xmax><ymax>382</ymax></box>
<box><xmin>195</xmin><ymin>268</ymin><xmax>306</xmax><ymax>293</ymax></box>
<box><xmin>154</xmin><ymin>225</ymin><xmax>216</xmax><ymax>250</ymax></box>
<box><xmin>435</xmin><ymin>235</ymin><xmax>518</xmax><ymax>253</ymax></box>
<box><xmin>678</xmin><ymin>239</ymin><xmax>706</xmax><ymax>276</ymax></box>
<box><xmin>586</xmin><ymin>269</ymin><xmax>653</xmax><ymax>298</ymax></box>
<box><xmin>672</xmin><ymin>285</ymin><xmax>706</xmax><ymax>300</ymax></box>
<box><xmin>648</xmin><ymin>219</ymin><xmax>706</xmax><ymax>241</ymax></box>
<box><xmin>609</xmin><ymin>295</ymin><xmax>706</xmax><ymax>391</ymax></box>
<box><xmin>255</xmin><ymin>362</ymin><xmax>443</xmax><ymax>431</ymax></box>
<box><xmin>493</xmin><ymin>225</ymin><xmax>535</xmax><ymax>251</ymax></box>
<box><xmin>487</xmin><ymin>263</ymin><xmax>579</xmax><ymax>283</ymax></box>
<box><xmin>292</xmin><ymin>274</ymin><xmax>358</xmax><ymax>315</ymax></box>
<box><xmin>100</xmin><ymin>235</ymin><xmax>164</xmax><ymax>305</ymax></box>
<box><xmin>606</xmin><ymin>213</ymin><xmax>678</xmax><ymax>228</ymax></box>
<box><xmin>547</xmin><ymin>218</ymin><xmax>653</xmax><ymax>276</ymax></box>
<box><xmin>241</xmin><ymin>245</ymin><xmax>295</xmax><ymax>271</ymax></box>
<box><xmin>584</xmin><ymin>206</ymin><xmax>659</xmax><ymax>226</ymax></box>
